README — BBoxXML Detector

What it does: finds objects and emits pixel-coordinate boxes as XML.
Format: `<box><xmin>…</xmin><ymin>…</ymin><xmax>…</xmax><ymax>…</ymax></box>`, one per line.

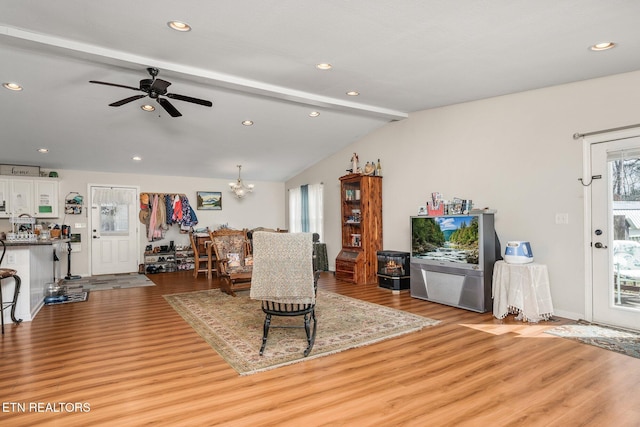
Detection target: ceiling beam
<box><xmin>0</xmin><ymin>25</ymin><xmax>408</xmax><ymax>122</ymax></box>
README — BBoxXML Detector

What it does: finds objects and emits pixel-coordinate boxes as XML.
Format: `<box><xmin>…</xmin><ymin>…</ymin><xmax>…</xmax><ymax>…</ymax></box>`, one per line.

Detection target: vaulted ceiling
<box><xmin>2</xmin><ymin>1</ymin><xmax>640</xmax><ymax>181</ymax></box>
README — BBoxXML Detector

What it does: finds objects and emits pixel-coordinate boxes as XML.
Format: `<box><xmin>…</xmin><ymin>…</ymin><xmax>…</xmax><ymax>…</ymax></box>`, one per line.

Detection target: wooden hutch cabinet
<box><xmin>335</xmin><ymin>173</ymin><xmax>382</xmax><ymax>284</ymax></box>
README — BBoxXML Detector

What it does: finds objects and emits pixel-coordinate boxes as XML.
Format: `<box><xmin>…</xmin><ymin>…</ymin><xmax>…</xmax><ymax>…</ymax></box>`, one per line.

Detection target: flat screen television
<box><xmin>411</xmin><ymin>214</ymin><xmax>484</xmax><ymax>271</ymax></box>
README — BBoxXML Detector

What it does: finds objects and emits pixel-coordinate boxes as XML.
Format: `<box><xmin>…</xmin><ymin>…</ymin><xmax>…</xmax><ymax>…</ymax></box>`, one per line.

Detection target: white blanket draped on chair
<box><xmin>250</xmin><ymin>231</ymin><xmax>315</xmax><ymax>305</ymax></box>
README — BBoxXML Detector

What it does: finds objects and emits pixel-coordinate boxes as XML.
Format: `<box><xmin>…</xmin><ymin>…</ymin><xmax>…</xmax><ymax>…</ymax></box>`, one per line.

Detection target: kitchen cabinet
<box><xmin>0</xmin><ymin>178</ymin><xmax>8</xmax><ymax>218</ymax></box>
<box><xmin>0</xmin><ymin>240</ymin><xmax>68</xmax><ymax>323</ymax></box>
<box><xmin>33</xmin><ymin>179</ymin><xmax>59</xmax><ymax>217</ymax></box>
<box><xmin>9</xmin><ymin>179</ymin><xmax>33</xmax><ymax>217</ymax></box>
<box><xmin>1</xmin><ymin>177</ymin><xmax>59</xmax><ymax>218</ymax></box>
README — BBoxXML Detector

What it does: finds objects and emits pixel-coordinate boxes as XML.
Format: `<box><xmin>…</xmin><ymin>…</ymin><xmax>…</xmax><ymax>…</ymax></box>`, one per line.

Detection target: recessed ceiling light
<box><xmin>309</xmin><ymin>111</ymin><xmax>320</xmax><ymax>117</ymax></box>
<box><xmin>132</xmin><ymin>156</ymin><xmax>142</xmax><ymax>161</ymax></box>
<box><xmin>242</xmin><ymin>120</ymin><xmax>254</xmax><ymax>126</ymax></box>
<box><xmin>590</xmin><ymin>42</ymin><xmax>616</xmax><ymax>51</ymax></box>
<box><xmin>346</xmin><ymin>91</ymin><xmax>359</xmax><ymax>96</ymax></box>
<box><xmin>167</xmin><ymin>20</ymin><xmax>191</xmax><ymax>32</ymax></box>
<box><xmin>316</xmin><ymin>63</ymin><xmax>332</xmax><ymax>70</ymax></box>
<box><xmin>37</xmin><ymin>148</ymin><xmax>49</xmax><ymax>153</ymax></box>
<box><xmin>141</xmin><ymin>104</ymin><xmax>155</xmax><ymax>112</ymax></box>
<box><xmin>3</xmin><ymin>82</ymin><xmax>22</xmax><ymax>91</ymax></box>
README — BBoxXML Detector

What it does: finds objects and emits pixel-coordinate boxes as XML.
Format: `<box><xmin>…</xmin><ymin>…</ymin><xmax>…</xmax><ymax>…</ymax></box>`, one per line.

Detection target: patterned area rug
<box><xmin>164</xmin><ymin>289</ymin><xmax>440</xmax><ymax>375</ymax></box>
<box><xmin>545</xmin><ymin>321</ymin><xmax>640</xmax><ymax>359</ymax></box>
<box><xmin>60</xmin><ymin>273</ymin><xmax>155</xmax><ymax>292</ymax></box>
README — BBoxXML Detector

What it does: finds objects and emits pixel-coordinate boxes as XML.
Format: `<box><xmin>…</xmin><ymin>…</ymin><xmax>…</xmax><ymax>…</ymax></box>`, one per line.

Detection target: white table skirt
<box><xmin>492</xmin><ymin>260</ymin><xmax>554</xmax><ymax>322</ymax></box>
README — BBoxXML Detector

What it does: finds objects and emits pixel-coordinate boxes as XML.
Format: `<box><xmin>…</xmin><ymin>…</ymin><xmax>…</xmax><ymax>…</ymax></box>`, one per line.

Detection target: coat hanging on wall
<box><xmin>139</xmin><ymin>193</ymin><xmax>198</xmax><ymax>241</ymax></box>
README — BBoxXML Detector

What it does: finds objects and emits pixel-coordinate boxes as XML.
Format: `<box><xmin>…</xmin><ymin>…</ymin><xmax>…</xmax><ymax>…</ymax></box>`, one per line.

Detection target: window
<box><xmin>92</xmin><ymin>187</ymin><xmax>135</xmax><ymax>236</ymax></box>
<box><xmin>289</xmin><ymin>183</ymin><xmax>323</xmax><ymax>239</ymax></box>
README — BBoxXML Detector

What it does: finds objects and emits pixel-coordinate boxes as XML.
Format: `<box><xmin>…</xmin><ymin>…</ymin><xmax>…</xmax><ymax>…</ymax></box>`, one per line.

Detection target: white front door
<box><xmin>90</xmin><ymin>185</ymin><xmax>139</xmax><ymax>275</ymax></box>
<box><xmin>590</xmin><ymin>137</ymin><xmax>640</xmax><ymax>330</ymax></box>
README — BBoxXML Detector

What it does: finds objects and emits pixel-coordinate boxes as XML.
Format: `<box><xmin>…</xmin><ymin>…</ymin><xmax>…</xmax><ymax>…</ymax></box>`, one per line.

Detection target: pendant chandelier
<box><xmin>229</xmin><ymin>165</ymin><xmax>254</xmax><ymax>199</ymax></box>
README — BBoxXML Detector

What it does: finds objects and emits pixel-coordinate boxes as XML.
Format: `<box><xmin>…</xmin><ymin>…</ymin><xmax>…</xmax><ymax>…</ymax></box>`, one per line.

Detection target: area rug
<box><xmin>60</xmin><ymin>273</ymin><xmax>155</xmax><ymax>292</ymax></box>
<box><xmin>164</xmin><ymin>289</ymin><xmax>440</xmax><ymax>375</ymax></box>
<box><xmin>44</xmin><ymin>291</ymin><xmax>89</xmax><ymax>305</ymax></box>
<box><xmin>545</xmin><ymin>321</ymin><xmax>640</xmax><ymax>359</ymax></box>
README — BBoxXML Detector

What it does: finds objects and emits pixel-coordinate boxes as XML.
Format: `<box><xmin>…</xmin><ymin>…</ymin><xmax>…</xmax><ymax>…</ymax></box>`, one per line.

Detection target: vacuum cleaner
<box><xmin>65</xmin><ymin>240</ymin><xmax>81</xmax><ymax>280</ymax></box>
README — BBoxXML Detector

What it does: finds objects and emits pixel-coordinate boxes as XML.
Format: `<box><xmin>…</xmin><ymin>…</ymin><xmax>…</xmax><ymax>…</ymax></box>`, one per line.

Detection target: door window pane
<box><xmin>610</xmin><ymin>153</ymin><xmax>640</xmax><ymax>310</ymax></box>
<box><xmin>100</xmin><ymin>203</ymin><xmax>129</xmax><ymax>236</ymax></box>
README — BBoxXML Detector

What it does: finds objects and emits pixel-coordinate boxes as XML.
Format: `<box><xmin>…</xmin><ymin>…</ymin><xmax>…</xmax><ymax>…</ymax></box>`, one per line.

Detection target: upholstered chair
<box><xmin>210</xmin><ymin>229</ymin><xmax>252</xmax><ymax>296</ymax></box>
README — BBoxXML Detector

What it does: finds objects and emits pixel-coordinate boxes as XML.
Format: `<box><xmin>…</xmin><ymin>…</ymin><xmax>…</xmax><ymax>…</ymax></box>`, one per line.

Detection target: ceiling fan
<box><xmin>89</xmin><ymin>67</ymin><xmax>213</xmax><ymax>117</ymax></box>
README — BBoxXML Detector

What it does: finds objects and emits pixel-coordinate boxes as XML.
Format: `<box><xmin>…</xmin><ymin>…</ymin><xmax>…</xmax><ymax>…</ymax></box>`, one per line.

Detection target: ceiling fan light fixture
<box><xmin>167</xmin><ymin>20</ymin><xmax>191</xmax><ymax>32</ymax></box>
<box><xmin>141</xmin><ymin>104</ymin><xmax>155</xmax><ymax>112</ymax></box>
<box><xmin>590</xmin><ymin>41</ymin><xmax>616</xmax><ymax>51</ymax></box>
<box><xmin>3</xmin><ymin>82</ymin><xmax>22</xmax><ymax>91</ymax></box>
<box><xmin>229</xmin><ymin>165</ymin><xmax>254</xmax><ymax>199</ymax></box>
<box><xmin>89</xmin><ymin>67</ymin><xmax>212</xmax><ymax>118</ymax></box>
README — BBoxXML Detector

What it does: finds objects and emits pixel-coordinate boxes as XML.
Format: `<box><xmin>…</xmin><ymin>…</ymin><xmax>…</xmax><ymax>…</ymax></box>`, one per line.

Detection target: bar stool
<box><xmin>0</xmin><ymin>240</ymin><xmax>23</xmax><ymax>334</ymax></box>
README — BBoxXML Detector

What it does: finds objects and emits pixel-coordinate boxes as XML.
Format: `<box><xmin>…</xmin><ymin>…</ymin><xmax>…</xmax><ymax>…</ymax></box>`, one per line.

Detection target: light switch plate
<box><xmin>555</xmin><ymin>213</ymin><xmax>569</xmax><ymax>224</ymax></box>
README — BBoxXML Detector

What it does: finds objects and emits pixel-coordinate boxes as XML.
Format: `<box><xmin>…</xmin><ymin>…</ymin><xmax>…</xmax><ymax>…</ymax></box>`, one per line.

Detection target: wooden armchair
<box><xmin>209</xmin><ymin>229</ymin><xmax>252</xmax><ymax>296</ymax></box>
<box><xmin>189</xmin><ymin>232</ymin><xmax>214</xmax><ymax>279</ymax></box>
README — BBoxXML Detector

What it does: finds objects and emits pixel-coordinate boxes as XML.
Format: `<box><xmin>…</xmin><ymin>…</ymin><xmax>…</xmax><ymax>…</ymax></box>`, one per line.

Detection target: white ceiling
<box><xmin>2</xmin><ymin>1</ymin><xmax>640</xmax><ymax>182</ymax></box>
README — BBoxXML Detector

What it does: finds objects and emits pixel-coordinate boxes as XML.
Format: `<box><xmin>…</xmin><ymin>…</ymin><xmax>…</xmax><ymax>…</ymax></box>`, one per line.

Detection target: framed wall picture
<box><xmin>196</xmin><ymin>191</ymin><xmax>222</xmax><ymax>210</ymax></box>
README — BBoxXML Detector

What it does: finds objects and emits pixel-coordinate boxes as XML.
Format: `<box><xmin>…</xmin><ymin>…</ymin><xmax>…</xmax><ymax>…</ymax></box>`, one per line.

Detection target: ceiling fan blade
<box><xmin>150</xmin><ymin>78</ymin><xmax>171</xmax><ymax>93</ymax></box>
<box><xmin>109</xmin><ymin>94</ymin><xmax>147</xmax><ymax>107</ymax></box>
<box><xmin>89</xmin><ymin>80</ymin><xmax>142</xmax><ymax>91</ymax></box>
<box><xmin>157</xmin><ymin>98</ymin><xmax>182</xmax><ymax>117</ymax></box>
<box><xmin>166</xmin><ymin>93</ymin><xmax>213</xmax><ymax>107</ymax></box>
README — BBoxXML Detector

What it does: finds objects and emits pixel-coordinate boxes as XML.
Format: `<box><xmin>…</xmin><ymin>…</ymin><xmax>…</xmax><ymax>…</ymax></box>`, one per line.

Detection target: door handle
<box><xmin>594</xmin><ymin>242</ymin><xmax>608</xmax><ymax>249</ymax></box>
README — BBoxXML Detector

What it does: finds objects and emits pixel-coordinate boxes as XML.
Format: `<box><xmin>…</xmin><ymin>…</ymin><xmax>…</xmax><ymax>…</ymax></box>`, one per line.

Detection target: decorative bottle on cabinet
<box><xmin>335</xmin><ymin>173</ymin><xmax>383</xmax><ymax>284</ymax></box>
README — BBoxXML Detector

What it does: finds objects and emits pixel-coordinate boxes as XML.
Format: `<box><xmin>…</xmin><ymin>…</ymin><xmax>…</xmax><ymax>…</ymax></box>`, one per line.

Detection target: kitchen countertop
<box><xmin>3</xmin><ymin>238</ymin><xmax>71</xmax><ymax>246</ymax></box>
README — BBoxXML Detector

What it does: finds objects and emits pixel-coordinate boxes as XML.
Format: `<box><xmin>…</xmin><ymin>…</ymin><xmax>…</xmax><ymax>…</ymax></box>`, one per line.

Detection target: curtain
<box><xmin>92</xmin><ymin>187</ymin><xmax>135</xmax><ymax>205</ymax></box>
<box><xmin>307</xmin><ymin>183</ymin><xmax>324</xmax><ymax>240</ymax></box>
<box><xmin>301</xmin><ymin>184</ymin><xmax>309</xmax><ymax>232</ymax></box>
<box><xmin>289</xmin><ymin>186</ymin><xmax>302</xmax><ymax>233</ymax></box>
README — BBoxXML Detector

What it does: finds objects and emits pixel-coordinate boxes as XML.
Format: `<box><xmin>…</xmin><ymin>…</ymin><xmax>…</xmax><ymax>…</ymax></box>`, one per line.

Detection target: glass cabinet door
<box><xmin>342</xmin><ymin>180</ymin><xmax>362</xmax><ymax>248</ymax></box>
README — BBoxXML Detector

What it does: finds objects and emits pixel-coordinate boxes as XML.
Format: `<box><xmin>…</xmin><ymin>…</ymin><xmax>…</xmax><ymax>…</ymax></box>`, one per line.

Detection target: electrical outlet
<box><xmin>555</xmin><ymin>213</ymin><xmax>569</xmax><ymax>224</ymax></box>
<box><xmin>74</xmin><ymin>223</ymin><xmax>86</xmax><ymax>229</ymax></box>
<box><xmin>7</xmin><ymin>254</ymin><xmax>16</xmax><ymax>264</ymax></box>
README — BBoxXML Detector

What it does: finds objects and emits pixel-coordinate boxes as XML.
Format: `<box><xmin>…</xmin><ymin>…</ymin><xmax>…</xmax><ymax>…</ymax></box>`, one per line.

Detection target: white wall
<box><xmin>287</xmin><ymin>69</ymin><xmax>640</xmax><ymax>320</ymax></box>
<box><xmin>4</xmin><ymin>69</ymin><xmax>639</xmax><ymax>319</ymax></box>
<box><xmin>0</xmin><ymin>169</ymin><xmax>285</xmax><ymax>277</ymax></box>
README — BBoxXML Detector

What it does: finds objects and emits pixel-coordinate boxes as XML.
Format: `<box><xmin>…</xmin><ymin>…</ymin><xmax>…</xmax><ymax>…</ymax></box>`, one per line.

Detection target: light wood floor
<box><xmin>1</xmin><ymin>271</ymin><xmax>640</xmax><ymax>426</ymax></box>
